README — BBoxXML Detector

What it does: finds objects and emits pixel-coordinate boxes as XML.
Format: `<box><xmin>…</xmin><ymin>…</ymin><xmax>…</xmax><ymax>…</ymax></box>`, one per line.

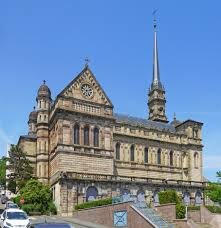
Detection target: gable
<box><xmin>58</xmin><ymin>66</ymin><xmax>113</xmax><ymax>107</ymax></box>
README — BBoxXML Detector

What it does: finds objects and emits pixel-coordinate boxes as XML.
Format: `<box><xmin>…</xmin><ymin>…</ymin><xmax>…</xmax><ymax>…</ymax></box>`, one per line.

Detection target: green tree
<box><xmin>7</xmin><ymin>145</ymin><xmax>33</xmax><ymax>192</ymax></box>
<box><xmin>216</xmin><ymin>171</ymin><xmax>221</xmax><ymax>181</ymax></box>
<box><xmin>206</xmin><ymin>183</ymin><xmax>221</xmax><ymax>203</ymax></box>
<box><xmin>19</xmin><ymin>179</ymin><xmax>56</xmax><ymax>215</ymax></box>
<box><xmin>0</xmin><ymin>157</ymin><xmax>6</xmax><ymax>187</ymax></box>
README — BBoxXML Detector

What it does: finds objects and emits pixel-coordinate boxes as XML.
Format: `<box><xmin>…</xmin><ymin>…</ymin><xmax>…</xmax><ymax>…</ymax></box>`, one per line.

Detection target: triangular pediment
<box><xmin>58</xmin><ymin>66</ymin><xmax>113</xmax><ymax>107</ymax></box>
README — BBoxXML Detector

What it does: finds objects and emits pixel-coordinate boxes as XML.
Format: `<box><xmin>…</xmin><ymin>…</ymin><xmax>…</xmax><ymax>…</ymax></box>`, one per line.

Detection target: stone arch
<box><xmin>86</xmin><ymin>186</ymin><xmax>98</xmax><ymax>202</ymax></box>
<box><xmin>153</xmin><ymin>190</ymin><xmax>159</xmax><ymax>206</ymax></box>
<box><xmin>195</xmin><ymin>190</ymin><xmax>202</xmax><ymax>206</ymax></box>
<box><xmin>116</xmin><ymin>142</ymin><xmax>120</xmax><ymax>160</ymax></box>
<box><xmin>84</xmin><ymin>125</ymin><xmax>90</xmax><ymax>146</ymax></box>
<box><xmin>93</xmin><ymin>127</ymin><xmax>99</xmax><ymax>147</ymax></box>
<box><xmin>121</xmin><ymin>189</ymin><xmax>130</xmax><ymax>202</ymax></box>
<box><xmin>183</xmin><ymin>191</ymin><xmax>190</xmax><ymax>206</ymax></box>
<box><xmin>73</xmin><ymin>124</ymin><xmax>80</xmax><ymax>144</ymax></box>
<box><xmin>130</xmin><ymin>145</ymin><xmax>135</xmax><ymax>161</ymax></box>
<box><xmin>157</xmin><ymin>149</ymin><xmax>161</xmax><ymax>165</ymax></box>
<box><xmin>137</xmin><ymin>189</ymin><xmax>145</xmax><ymax>202</ymax></box>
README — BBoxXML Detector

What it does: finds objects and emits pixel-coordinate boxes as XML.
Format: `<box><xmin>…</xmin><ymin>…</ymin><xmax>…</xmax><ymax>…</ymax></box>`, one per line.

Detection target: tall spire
<box><xmin>151</xmin><ymin>13</ymin><xmax>163</xmax><ymax>91</ymax></box>
<box><xmin>148</xmin><ymin>11</ymin><xmax>168</xmax><ymax>123</ymax></box>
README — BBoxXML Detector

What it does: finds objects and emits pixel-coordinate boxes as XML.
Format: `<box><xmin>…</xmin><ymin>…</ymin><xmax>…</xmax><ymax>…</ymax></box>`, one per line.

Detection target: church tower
<box><xmin>36</xmin><ymin>80</ymin><xmax>52</xmax><ymax>183</ymax></box>
<box><xmin>148</xmin><ymin>17</ymin><xmax>168</xmax><ymax>123</ymax></box>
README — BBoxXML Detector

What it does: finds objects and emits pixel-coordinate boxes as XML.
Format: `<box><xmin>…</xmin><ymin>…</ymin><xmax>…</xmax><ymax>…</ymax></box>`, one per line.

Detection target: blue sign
<box><xmin>114</xmin><ymin>210</ymin><xmax>127</xmax><ymax>227</ymax></box>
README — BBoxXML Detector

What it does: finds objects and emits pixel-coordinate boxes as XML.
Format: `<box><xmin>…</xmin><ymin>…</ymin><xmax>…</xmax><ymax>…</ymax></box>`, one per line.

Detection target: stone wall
<box><xmin>50</xmin><ymin>152</ymin><xmax>114</xmax><ymax>177</ymax></box>
<box><xmin>155</xmin><ymin>203</ymin><xmax>176</xmax><ymax>222</ymax></box>
<box><xmin>200</xmin><ymin>206</ymin><xmax>221</xmax><ymax>227</ymax></box>
<box><xmin>188</xmin><ymin>210</ymin><xmax>201</xmax><ymax>223</ymax></box>
<box><xmin>73</xmin><ymin>202</ymin><xmax>154</xmax><ymax>228</ymax></box>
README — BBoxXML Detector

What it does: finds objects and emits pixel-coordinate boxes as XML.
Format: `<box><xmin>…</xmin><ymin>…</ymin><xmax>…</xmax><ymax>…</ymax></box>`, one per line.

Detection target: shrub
<box><xmin>75</xmin><ymin>198</ymin><xmax>112</xmax><ymax>210</ymax></box>
<box><xmin>21</xmin><ymin>204</ymin><xmax>41</xmax><ymax>215</ymax></box>
<box><xmin>176</xmin><ymin>203</ymin><xmax>186</xmax><ymax>219</ymax></box>
<box><xmin>46</xmin><ymin>202</ymin><xmax>57</xmax><ymax>215</ymax></box>
<box><xmin>12</xmin><ymin>195</ymin><xmax>21</xmax><ymax>206</ymax></box>
<box><xmin>188</xmin><ymin>206</ymin><xmax>200</xmax><ymax>211</ymax></box>
<box><xmin>206</xmin><ymin>206</ymin><xmax>221</xmax><ymax>214</ymax></box>
<box><xmin>159</xmin><ymin>190</ymin><xmax>180</xmax><ymax>205</ymax></box>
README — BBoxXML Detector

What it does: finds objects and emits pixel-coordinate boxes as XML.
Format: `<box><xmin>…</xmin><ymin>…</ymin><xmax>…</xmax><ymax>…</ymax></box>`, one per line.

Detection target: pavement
<box><xmin>30</xmin><ymin>215</ymin><xmax>108</xmax><ymax>228</ymax></box>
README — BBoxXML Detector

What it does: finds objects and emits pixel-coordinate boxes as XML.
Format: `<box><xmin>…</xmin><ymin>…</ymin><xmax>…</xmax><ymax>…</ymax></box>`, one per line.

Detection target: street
<box><xmin>0</xmin><ymin>203</ymin><xmax>103</xmax><ymax>228</ymax></box>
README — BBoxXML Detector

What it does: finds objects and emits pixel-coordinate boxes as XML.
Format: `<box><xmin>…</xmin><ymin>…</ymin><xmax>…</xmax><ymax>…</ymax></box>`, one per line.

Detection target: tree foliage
<box><xmin>0</xmin><ymin>157</ymin><xmax>6</xmax><ymax>187</ymax></box>
<box><xmin>159</xmin><ymin>190</ymin><xmax>180</xmax><ymax>204</ymax></box>
<box><xmin>206</xmin><ymin>183</ymin><xmax>221</xmax><ymax>204</ymax></box>
<box><xmin>159</xmin><ymin>190</ymin><xmax>185</xmax><ymax>219</ymax></box>
<box><xmin>216</xmin><ymin>171</ymin><xmax>221</xmax><ymax>181</ymax></box>
<box><xmin>7</xmin><ymin>145</ymin><xmax>33</xmax><ymax>192</ymax></box>
<box><xmin>18</xmin><ymin>179</ymin><xmax>56</xmax><ymax>215</ymax></box>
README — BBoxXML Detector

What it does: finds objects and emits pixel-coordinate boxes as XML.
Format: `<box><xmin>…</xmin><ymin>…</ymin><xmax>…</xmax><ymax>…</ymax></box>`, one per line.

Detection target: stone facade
<box><xmin>17</xmin><ymin>25</ymin><xmax>205</xmax><ymax>214</ymax></box>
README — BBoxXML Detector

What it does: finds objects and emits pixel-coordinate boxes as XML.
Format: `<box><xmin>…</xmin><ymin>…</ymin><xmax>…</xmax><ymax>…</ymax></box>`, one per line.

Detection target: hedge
<box><xmin>188</xmin><ymin>206</ymin><xmax>200</xmax><ymax>211</ymax></box>
<box><xmin>75</xmin><ymin>198</ymin><xmax>112</xmax><ymax>210</ymax></box>
<box><xmin>206</xmin><ymin>206</ymin><xmax>221</xmax><ymax>214</ymax></box>
<box><xmin>159</xmin><ymin>190</ymin><xmax>180</xmax><ymax>205</ymax></box>
<box><xmin>21</xmin><ymin>202</ymin><xmax>57</xmax><ymax>215</ymax></box>
<box><xmin>176</xmin><ymin>204</ymin><xmax>186</xmax><ymax>219</ymax></box>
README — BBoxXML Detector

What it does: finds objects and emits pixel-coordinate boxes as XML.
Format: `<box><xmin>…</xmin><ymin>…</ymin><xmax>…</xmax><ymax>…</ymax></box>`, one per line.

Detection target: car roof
<box><xmin>7</xmin><ymin>201</ymin><xmax>14</xmax><ymax>204</ymax></box>
<box><xmin>6</xmin><ymin>208</ymin><xmax>25</xmax><ymax>213</ymax></box>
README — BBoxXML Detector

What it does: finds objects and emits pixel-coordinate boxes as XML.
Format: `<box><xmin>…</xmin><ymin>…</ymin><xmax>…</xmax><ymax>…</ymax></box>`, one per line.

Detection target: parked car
<box><xmin>30</xmin><ymin>224</ymin><xmax>73</xmax><ymax>228</ymax></box>
<box><xmin>7</xmin><ymin>203</ymin><xmax>19</xmax><ymax>209</ymax></box>
<box><xmin>5</xmin><ymin>201</ymin><xmax>14</xmax><ymax>209</ymax></box>
<box><xmin>0</xmin><ymin>208</ymin><xmax>30</xmax><ymax>228</ymax></box>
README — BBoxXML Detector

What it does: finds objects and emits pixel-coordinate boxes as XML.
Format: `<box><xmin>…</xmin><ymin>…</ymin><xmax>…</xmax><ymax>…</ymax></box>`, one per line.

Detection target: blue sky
<box><xmin>0</xmin><ymin>0</ymin><xmax>221</xmax><ymax>181</ymax></box>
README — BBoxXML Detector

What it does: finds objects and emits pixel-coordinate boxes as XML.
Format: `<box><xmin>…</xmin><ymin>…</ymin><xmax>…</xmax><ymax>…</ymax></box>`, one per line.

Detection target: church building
<box><xmin>17</xmin><ymin>21</ymin><xmax>205</xmax><ymax>214</ymax></box>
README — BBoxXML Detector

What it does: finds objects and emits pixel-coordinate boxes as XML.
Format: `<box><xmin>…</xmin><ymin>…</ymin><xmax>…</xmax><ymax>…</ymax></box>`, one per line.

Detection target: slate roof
<box><xmin>114</xmin><ymin>113</ymin><xmax>176</xmax><ymax>133</ymax></box>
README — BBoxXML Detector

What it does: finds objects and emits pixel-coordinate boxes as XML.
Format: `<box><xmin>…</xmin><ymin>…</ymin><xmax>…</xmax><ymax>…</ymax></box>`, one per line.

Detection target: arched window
<box><xmin>170</xmin><ymin>151</ymin><xmax>174</xmax><ymax>166</ymax></box>
<box><xmin>157</xmin><ymin>149</ymin><xmax>161</xmax><ymax>165</ymax></box>
<box><xmin>94</xmin><ymin>128</ymin><xmax>99</xmax><ymax>147</ymax></box>
<box><xmin>84</xmin><ymin>126</ymin><xmax>90</xmax><ymax>146</ymax></box>
<box><xmin>74</xmin><ymin>124</ymin><xmax>80</xmax><ymax>144</ymax></box>
<box><xmin>144</xmin><ymin>147</ymin><xmax>148</xmax><ymax>163</ymax></box>
<box><xmin>86</xmin><ymin>186</ymin><xmax>98</xmax><ymax>202</ymax></box>
<box><xmin>194</xmin><ymin>152</ymin><xmax>199</xmax><ymax>168</ymax></box>
<box><xmin>195</xmin><ymin>191</ymin><xmax>202</xmax><ymax>206</ymax></box>
<box><xmin>116</xmin><ymin>143</ymin><xmax>120</xmax><ymax>160</ymax></box>
<box><xmin>130</xmin><ymin>145</ymin><xmax>135</xmax><ymax>162</ymax></box>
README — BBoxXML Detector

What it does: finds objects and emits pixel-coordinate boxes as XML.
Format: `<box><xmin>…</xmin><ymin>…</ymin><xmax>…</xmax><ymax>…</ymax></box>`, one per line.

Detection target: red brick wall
<box><xmin>73</xmin><ymin>202</ymin><xmax>154</xmax><ymax>228</ymax></box>
<box><xmin>155</xmin><ymin>204</ymin><xmax>176</xmax><ymax>222</ymax></box>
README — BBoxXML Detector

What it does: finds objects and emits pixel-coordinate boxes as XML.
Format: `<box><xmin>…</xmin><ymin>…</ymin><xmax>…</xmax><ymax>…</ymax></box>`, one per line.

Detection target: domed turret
<box><xmin>28</xmin><ymin>106</ymin><xmax>37</xmax><ymax>123</ymax></box>
<box><xmin>28</xmin><ymin>107</ymin><xmax>37</xmax><ymax>135</ymax></box>
<box><xmin>37</xmin><ymin>80</ymin><xmax>51</xmax><ymax>100</ymax></box>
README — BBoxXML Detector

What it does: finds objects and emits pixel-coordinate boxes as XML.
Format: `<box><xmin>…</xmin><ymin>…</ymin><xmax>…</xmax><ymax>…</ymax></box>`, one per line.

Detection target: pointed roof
<box><xmin>57</xmin><ymin>65</ymin><xmax>113</xmax><ymax>107</ymax></box>
<box><xmin>151</xmin><ymin>19</ymin><xmax>164</xmax><ymax>91</ymax></box>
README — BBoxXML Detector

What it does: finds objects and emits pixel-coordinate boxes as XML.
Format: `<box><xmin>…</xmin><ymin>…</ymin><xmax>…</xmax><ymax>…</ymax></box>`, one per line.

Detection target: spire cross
<box><xmin>43</xmin><ymin>80</ymin><xmax>46</xmax><ymax>85</ymax></box>
<box><xmin>84</xmin><ymin>57</ymin><xmax>90</xmax><ymax>67</ymax></box>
